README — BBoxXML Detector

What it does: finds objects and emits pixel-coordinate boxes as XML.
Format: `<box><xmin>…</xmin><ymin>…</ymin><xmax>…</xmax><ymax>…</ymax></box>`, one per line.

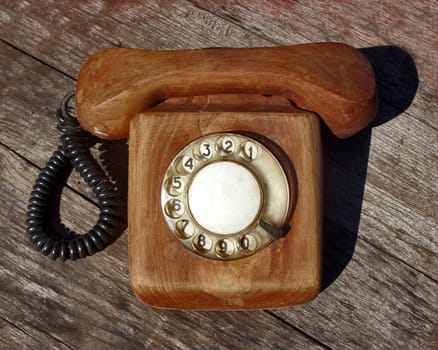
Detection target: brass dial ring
<box><xmin>161</xmin><ymin>132</ymin><xmax>290</xmax><ymax>260</ymax></box>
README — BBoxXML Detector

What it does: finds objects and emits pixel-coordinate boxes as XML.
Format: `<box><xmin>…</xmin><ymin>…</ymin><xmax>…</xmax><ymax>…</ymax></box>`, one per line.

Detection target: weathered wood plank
<box><xmin>0</xmin><ymin>0</ymin><xmax>434</xmax><ymax>122</ymax></box>
<box><xmin>0</xmin><ymin>144</ymin><xmax>325</xmax><ymax>349</ymax></box>
<box><xmin>0</xmin><ymin>0</ymin><xmax>271</xmax><ymax>196</ymax></box>
<box><xmin>188</xmin><ymin>0</ymin><xmax>437</xmax><ymax>99</ymax></box>
<box><xmin>321</xmin><ymin>116</ymin><xmax>438</xmax><ymax>280</ymax></box>
<box><xmin>1</xmin><ymin>39</ymin><xmax>436</xmax><ymax>349</ymax></box>
<box><xmin>0</xmin><ymin>1</ymin><xmax>437</xmax><ymax>349</ymax></box>
<box><xmin>1</xmin><ymin>35</ymin><xmax>435</xmax><ymax>282</ymax></box>
<box><xmin>188</xmin><ymin>0</ymin><xmax>437</xmax><ymax>143</ymax></box>
<box><xmin>184</xmin><ymin>0</ymin><xmax>438</xmax><ymax>280</ymax></box>
<box><xmin>276</xmin><ymin>223</ymin><xmax>437</xmax><ymax>349</ymax></box>
<box><xmin>1</xmin><ymin>0</ymin><xmax>436</xmax><ymax>278</ymax></box>
<box><xmin>0</xmin><ymin>0</ymin><xmax>271</xmax><ymax>75</ymax></box>
<box><xmin>0</xmin><ymin>316</ymin><xmax>66</xmax><ymax>350</ymax></box>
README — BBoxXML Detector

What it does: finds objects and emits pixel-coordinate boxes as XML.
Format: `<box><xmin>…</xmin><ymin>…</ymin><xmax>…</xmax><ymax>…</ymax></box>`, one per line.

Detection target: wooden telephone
<box><xmin>30</xmin><ymin>43</ymin><xmax>377</xmax><ymax>310</ymax></box>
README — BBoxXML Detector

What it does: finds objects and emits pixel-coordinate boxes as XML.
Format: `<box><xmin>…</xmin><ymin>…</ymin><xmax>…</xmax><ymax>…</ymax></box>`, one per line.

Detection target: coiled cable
<box><xmin>26</xmin><ymin>92</ymin><xmax>124</xmax><ymax>260</ymax></box>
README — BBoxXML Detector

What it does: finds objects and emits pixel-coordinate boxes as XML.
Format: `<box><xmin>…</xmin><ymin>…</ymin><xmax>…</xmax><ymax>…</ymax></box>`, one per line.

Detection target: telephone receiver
<box><xmin>30</xmin><ymin>43</ymin><xmax>377</xmax><ymax>310</ymax></box>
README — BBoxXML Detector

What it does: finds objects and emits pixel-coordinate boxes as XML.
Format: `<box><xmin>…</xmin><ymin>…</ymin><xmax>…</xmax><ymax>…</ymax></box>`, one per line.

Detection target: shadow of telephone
<box><xmin>27</xmin><ymin>43</ymin><xmax>377</xmax><ymax>310</ymax></box>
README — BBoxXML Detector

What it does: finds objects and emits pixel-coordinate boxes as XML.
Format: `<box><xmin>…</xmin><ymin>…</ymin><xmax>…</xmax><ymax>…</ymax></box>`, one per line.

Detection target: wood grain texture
<box><xmin>0</xmin><ymin>0</ymin><xmax>436</xmax><ymax>349</ymax></box>
<box><xmin>186</xmin><ymin>0</ymin><xmax>438</xmax><ymax>281</ymax></box>
<box><xmin>188</xmin><ymin>0</ymin><xmax>437</xmax><ymax>120</ymax></box>
<box><xmin>128</xmin><ymin>96</ymin><xmax>322</xmax><ymax>309</ymax></box>
<box><xmin>75</xmin><ymin>44</ymin><xmax>376</xmax><ymax>139</ymax></box>
<box><xmin>0</xmin><ymin>0</ymin><xmax>271</xmax><ymax>74</ymax></box>
<box><xmin>0</xmin><ymin>0</ymin><xmax>432</xmax><ymax>282</ymax></box>
<box><xmin>0</xmin><ymin>145</ymin><xmax>325</xmax><ymax>349</ymax></box>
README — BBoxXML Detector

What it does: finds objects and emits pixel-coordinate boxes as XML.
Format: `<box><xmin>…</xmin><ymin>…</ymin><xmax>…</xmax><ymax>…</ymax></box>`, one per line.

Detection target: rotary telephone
<box><xmin>27</xmin><ymin>43</ymin><xmax>377</xmax><ymax>310</ymax></box>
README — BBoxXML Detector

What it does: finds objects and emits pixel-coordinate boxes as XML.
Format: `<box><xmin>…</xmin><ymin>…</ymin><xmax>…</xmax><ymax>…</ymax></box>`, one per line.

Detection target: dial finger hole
<box><xmin>239</xmin><ymin>234</ymin><xmax>257</xmax><ymax>252</ymax></box>
<box><xmin>215</xmin><ymin>239</ymin><xmax>235</xmax><ymax>258</ymax></box>
<box><xmin>175</xmin><ymin>219</ymin><xmax>195</xmax><ymax>239</ymax></box>
<box><xmin>166</xmin><ymin>176</ymin><xmax>185</xmax><ymax>195</ymax></box>
<box><xmin>175</xmin><ymin>155</ymin><xmax>196</xmax><ymax>174</ymax></box>
<box><xmin>193</xmin><ymin>234</ymin><xmax>212</xmax><ymax>253</ymax></box>
<box><xmin>165</xmin><ymin>198</ymin><xmax>184</xmax><ymax>218</ymax></box>
<box><xmin>240</xmin><ymin>141</ymin><xmax>258</xmax><ymax>161</ymax></box>
<box><xmin>196</xmin><ymin>141</ymin><xmax>213</xmax><ymax>160</ymax></box>
<box><xmin>218</xmin><ymin>136</ymin><xmax>235</xmax><ymax>154</ymax></box>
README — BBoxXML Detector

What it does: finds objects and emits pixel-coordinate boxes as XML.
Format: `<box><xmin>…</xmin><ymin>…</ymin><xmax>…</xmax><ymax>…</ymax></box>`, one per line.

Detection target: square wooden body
<box><xmin>128</xmin><ymin>96</ymin><xmax>322</xmax><ymax>310</ymax></box>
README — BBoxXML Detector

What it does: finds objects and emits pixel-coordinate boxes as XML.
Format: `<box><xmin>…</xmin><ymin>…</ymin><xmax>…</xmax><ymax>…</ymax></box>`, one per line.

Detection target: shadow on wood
<box><xmin>321</xmin><ymin>46</ymin><xmax>418</xmax><ymax>290</ymax></box>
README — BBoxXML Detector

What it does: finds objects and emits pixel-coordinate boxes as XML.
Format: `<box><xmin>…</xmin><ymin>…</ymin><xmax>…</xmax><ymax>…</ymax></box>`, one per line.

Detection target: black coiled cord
<box><xmin>26</xmin><ymin>92</ymin><xmax>123</xmax><ymax>260</ymax></box>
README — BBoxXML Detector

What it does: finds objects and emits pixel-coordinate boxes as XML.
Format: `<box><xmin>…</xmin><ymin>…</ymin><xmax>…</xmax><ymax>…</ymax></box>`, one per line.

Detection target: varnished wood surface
<box><xmin>75</xmin><ymin>44</ymin><xmax>376</xmax><ymax>139</ymax></box>
<box><xmin>0</xmin><ymin>1</ymin><xmax>436</xmax><ymax>349</ymax></box>
<box><xmin>129</xmin><ymin>95</ymin><xmax>322</xmax><ymax>309</ymax></box>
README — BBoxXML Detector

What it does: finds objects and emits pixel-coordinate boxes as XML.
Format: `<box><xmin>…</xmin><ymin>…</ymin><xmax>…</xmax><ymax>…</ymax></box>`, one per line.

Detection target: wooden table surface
<box><xmin>0</xmin><ymin>1</ymin><xmax>436</xmax><ymax>349</ymax></box>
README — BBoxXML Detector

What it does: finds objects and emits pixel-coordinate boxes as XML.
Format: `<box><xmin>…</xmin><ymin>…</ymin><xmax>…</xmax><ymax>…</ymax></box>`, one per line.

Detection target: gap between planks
<box><xmin>0</xmin><ymin>38</ymin><xmax>435</xmax><ymax>286</ymax></box>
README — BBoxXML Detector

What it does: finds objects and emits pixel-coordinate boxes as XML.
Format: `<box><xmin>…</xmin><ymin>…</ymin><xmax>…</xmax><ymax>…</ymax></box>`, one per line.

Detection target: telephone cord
<box><xmin>26</xmin><ymin>92</ymin><xmax>124</xmax><ymax>260</ymax></box>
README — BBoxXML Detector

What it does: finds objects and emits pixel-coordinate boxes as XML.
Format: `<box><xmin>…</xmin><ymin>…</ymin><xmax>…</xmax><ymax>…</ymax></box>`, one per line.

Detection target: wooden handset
<box><xmin>75</xmin><ymin>43</ymin><xmax>377</xmax><ymax>310</ymax></box>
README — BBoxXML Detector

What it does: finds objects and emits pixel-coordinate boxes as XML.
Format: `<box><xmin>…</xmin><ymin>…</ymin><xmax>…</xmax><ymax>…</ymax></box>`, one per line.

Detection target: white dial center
<box><xmin>188</xmin><ymin>161</ymin><xmax>262</xmax><ymax>235</ymax></box>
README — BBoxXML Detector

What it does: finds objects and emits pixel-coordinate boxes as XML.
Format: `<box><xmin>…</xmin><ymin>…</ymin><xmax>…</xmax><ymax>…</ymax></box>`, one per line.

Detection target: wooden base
<box><xmin>128</xmin><ymin>95</ymin><xmax>322</xmax><ymax>310</ymax></box>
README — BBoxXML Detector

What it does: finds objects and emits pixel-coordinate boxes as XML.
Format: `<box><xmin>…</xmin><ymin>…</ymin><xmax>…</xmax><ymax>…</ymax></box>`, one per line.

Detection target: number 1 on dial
<box><xmin>242</xmin><ymin>141</ymin><xmax>258</xmax><ymax>160</ymax></box>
